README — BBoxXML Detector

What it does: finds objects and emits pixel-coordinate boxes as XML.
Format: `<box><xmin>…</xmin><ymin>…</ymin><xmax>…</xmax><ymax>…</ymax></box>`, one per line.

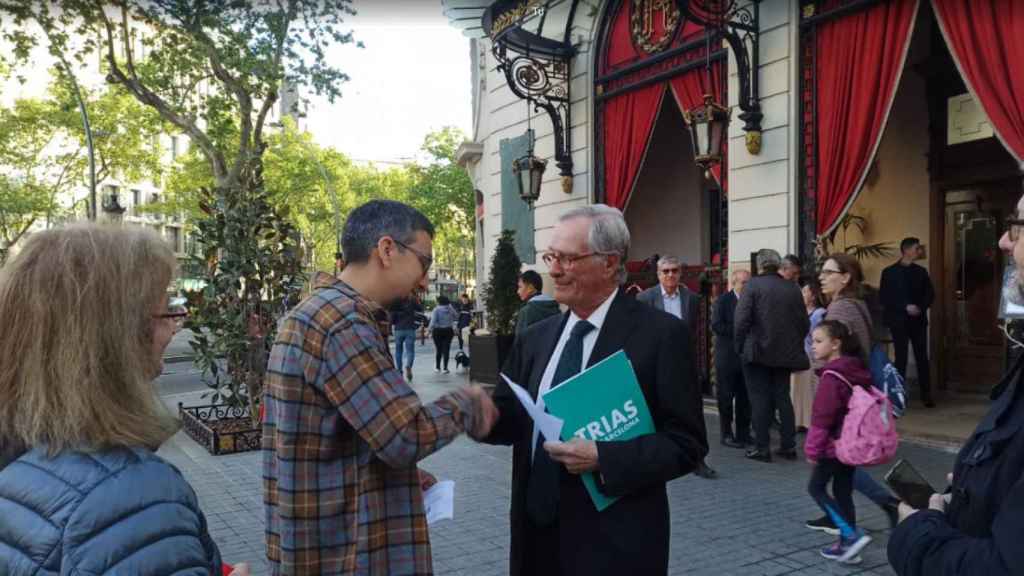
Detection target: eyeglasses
<box><xmin>658</xmin><ymin>267</ymin><xmax>681</xmax><ymax>275</ymax></box>
<box><xmin>393</xmin><ymin>238</ymin><xmax>433</xmax><ymax>276</ymax></box>
<box><xmin>153</xmin><ymin>306</ymin><xmax>188</xmax><ymax>329</ymax></box>
<box><xmin>1007</xmin><ymin>218</ymin><xmax>1024</xmax><ymax>242</ymax></box>
<box><xmin>820</xmin><ymin>268</ymin><xmax>842</xmax><ymax>276</ymax></box>
<box><xmin>541</xmin><ymin>251</ymin><xmax>602</xmax><ymax>269</ymax></box>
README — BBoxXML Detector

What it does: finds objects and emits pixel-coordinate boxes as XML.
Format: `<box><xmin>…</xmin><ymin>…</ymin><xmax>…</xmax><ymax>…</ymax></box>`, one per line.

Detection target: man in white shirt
<box><xmin>636</xmin><ymin>255</ymin><xmax>715</xmax><ymax>478</ymax></box>
<box><xmin>482</xmin><ymin>205</ymin><xmax>708</xmax><ymax>576</ymax></box>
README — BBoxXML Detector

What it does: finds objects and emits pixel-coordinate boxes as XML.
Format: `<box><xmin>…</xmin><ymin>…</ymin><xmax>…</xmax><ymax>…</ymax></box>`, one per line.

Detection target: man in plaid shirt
<box><xmin>263</xmin><ymin>200</ymin><xmax>498</xmax><ymax>575</ymax></box>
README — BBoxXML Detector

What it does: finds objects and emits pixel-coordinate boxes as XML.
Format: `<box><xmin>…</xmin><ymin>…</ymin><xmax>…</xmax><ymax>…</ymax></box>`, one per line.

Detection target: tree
<box><xmin>0</xmin><ymin>1</ymin><xmax>359</xmax><ymax>417</ymax></box>
<box><xmin>483</xmin><ymin>230</ymin><xmax>522</xmax><ymax>336</ymax></box>
<box><xmin>406</xmin><ymin>127</ymin><xmax>476</xmax><ymax>286</ymax></box>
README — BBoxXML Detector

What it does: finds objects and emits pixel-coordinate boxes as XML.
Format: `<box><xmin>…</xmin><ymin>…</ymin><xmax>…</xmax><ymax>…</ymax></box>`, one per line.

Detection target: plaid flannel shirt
<box><xmin>263</xmin><ymin>272</ymin><xmax>475</xmax><ymax>575</ymax></box>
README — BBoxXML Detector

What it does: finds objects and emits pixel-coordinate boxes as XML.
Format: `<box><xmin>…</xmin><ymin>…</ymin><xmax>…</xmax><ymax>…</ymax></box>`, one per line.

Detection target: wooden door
<box><xmin>943</xmin><ymin>188</ymin><xmax>1015</xmax><ymax>391</ymax></box>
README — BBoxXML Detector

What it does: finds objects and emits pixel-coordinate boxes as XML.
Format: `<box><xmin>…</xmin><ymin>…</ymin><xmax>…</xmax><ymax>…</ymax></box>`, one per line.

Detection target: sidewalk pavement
<box><xmin>160</xmin><ymin>338</ymin><xmax>958</xmax><ymax>575</ymax></box>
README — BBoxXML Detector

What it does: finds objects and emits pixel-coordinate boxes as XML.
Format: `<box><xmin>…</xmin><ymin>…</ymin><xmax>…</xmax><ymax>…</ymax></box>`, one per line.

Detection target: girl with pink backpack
<box><xmin>804</xmin><ymin>320</ymin><xmax>874</xmax><ymax>564</ymax></box>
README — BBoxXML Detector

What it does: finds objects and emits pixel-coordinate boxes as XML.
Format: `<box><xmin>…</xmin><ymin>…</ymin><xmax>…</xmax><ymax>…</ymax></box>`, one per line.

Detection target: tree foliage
<box><xmin>0</xmin><ymin>78</ymin><xmax>162</xmax><ymax>260</ymax></box>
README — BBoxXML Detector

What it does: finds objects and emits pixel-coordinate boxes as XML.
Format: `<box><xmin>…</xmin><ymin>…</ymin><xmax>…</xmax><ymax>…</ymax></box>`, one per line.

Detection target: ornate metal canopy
<box><xmin>476</xmin><ymin>0</ymin><xmax>764</xmax><ymax>194</ymax></box>
<box><xmin>483</xmin><ymin>0</ymin><xmax>579</xmax><ymax>194</ymax></box>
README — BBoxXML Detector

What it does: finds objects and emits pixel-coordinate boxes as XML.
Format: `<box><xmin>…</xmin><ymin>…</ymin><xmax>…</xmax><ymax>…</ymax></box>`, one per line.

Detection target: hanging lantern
<box><xmin>683</xmin><ymin>94</ymin><xmax>732</xmax><ymax>175</ymax></box>
<box><xmin>512</xmin><ymin>153</ymin><xmax>547</xmax><ymax>207</ymax></box>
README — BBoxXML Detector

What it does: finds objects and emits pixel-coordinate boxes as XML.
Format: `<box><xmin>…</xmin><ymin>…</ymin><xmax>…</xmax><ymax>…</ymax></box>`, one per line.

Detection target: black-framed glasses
<box><xmin>153</xmin><ymin>310</ymin><xmax>187</xmax><ymax>329</ymax></box>
<box><xmin>1007</xmin><ymin>218</ymin><xmax>1024</xmax><ymax>242</ymax></box>
<box><xmin>393</xmin><ymin>238</ymin><xmax>433</xmax><ymax>275</ymax></box>
<box><xmin>820</xmin><ymin>268</ymin><xmax>842</xmax><ymax>276</ymax></box>
<box><xmin>658</xmin><ymin>267</ymin><xmax>682</xmax><ymax>275</ymax></box>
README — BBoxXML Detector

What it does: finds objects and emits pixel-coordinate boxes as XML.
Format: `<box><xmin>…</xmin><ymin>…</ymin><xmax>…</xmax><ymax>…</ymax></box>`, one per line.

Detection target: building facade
<box><xmin>444</xmin><ymin>0</ymin><xmax>1024</xmax><ymax>396</ymax></box>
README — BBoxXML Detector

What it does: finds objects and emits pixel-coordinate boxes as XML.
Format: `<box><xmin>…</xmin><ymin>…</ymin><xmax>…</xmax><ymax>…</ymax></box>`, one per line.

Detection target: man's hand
<box><xmin>907</xmin><ymin>304</ymin><xmax>922</xmax><ymax>316</ymax></box>
<box><xmin>544</xmin><ymin>438</ymin><xmax>599</xmax><ymax>474</ymax></box>
<box><xmin>465</xmin><ymin>385</ymin><xmax>499</xmax><ymax>439</ymax></box>
<box><xmin>418</xmin><ymin>469</ymin><xmax>438</xmax><ymax>491</ymax></box>
<box><xmin>897</xmin><ymin>501</ymin><xmax>918</xmax><ymax>523</ymax></box>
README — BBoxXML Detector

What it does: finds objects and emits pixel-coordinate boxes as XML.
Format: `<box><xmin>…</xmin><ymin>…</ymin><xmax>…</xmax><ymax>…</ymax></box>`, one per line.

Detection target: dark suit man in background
<box><xmin>637</xmin><ymin>255</ymin><xmax>717</xmax><ymax>479</ymax></box>
<box><xmin>485</xmin><ymin>205</ymin><xmax>709</xmax><ymax>576</ymax></box>
<box><xmin>734</xmin><ymin>249</ymin><xmax>810</xmax><ymax>463</ymax></box>
<box><xmin>880</xmin><ymin>236</ymin><xmax>936</xmax><ymax>407</ymax></box>
<box><xmin>780</xmin><ymin>254</ymin><xmax>803</xmax><ymax>282</ymax></box>
<box><xmin>712</xmin><ymin>269</ymin><xmax>751</xmax><ymax>449</ymax></box>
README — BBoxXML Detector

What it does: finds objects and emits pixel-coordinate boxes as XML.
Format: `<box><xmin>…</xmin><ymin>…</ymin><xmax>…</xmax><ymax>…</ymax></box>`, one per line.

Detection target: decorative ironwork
<box><xmin>682</xmin><ymin>0</ymin><xmax>763</xmax><ymax>154</ymax></box>
<box><xmin>493</xmin><ymin>40</ymin><xmax>574</xmax><ymax>191</ymax></box>
<box><xmin>178</xmin><ymin>402</ymin><xmax>262</xmax><ymax>456</ymax></box>
<box><xmin>630</xmin><ymin>0</ymin><xmax>682</xmax><ymax>55</ymax></box>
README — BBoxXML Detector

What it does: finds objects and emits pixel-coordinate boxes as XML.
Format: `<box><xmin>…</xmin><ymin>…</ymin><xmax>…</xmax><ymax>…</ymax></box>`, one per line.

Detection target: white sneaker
<box><xmin>443</xmin><ymin>369</ymin><xmax>450</xmax><ymax>374</ymax></box>
<box><xmin>434</xmin><ymin>368</ymin><xmax>440</xmax><ymax>373</ymax></box>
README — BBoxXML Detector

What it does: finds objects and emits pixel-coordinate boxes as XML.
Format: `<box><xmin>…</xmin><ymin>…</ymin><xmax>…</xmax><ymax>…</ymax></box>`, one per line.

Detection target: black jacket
<box><xmin>734</xmin><ymin>274</ymin><xmax>810</xmax><ymax>370</ymax></box>
<box><xmin>485</xmin><ymin>291</ymin><xmax>709</xmax><ymax>576</ymax></box>
<box><xmin>388</xmin><ymin>298</ymin><xmax>423</xmax><ymax>331</ymax></box>
<box><xmin>879</xmin><ymin>261</ymin><xmax>935</xmax><ymax>327</ymax></box>
<box><xmin>712</xmin><ymin>290</ymin><xmax>742</xmax><ymax>370</ymax></box>
<box><xmin>888</xmin><ymin>354</ymin><xmax>1024</xmax><ymax>576</ymax></box>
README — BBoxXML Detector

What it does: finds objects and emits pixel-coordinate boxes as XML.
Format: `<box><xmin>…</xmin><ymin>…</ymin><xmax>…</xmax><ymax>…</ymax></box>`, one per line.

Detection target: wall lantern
<box><xmin>512</xmin><ymin>149</ymin><xmax>548</xmax><ymax>206</ymax></box>
<box><xmin>683</xmin><ymin>0</ymin><xmax>764</xmax><ymax>156</ymax></box>
<box><xmin>683</xmin><ymin>94</ymin><xmax>732</xmax><ymax>175</ymax></box>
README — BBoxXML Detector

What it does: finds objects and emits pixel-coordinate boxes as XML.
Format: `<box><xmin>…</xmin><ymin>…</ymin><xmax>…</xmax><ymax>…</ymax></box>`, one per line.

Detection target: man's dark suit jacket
<box><xmin>485</xmin><ymin>291</ymin><xmax>709</xmax><ymax>576</ymax></box>
<box><xmin>711</xmin><ymin>290</ymin><xmax>741</xmax><ymax>372</ymax></box>
<box><xmin>733</xmin><ymin>274</ymin><xmax>810</xmax><ymax>370</ymax></box>
<box><xmin>879</xmin><ymin>260</ymin><xmax>935</xmax><ymax>327</ymax></box>
<box><xmin>636</xmin><ymin>284</ymin><xmax>700</xmax><ymax>341</ymax></box>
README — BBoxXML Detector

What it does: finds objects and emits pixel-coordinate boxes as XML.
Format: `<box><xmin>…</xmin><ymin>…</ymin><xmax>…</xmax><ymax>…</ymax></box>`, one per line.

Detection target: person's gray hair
<box><xmin>559</xmin><ymin>204</ymin><xmax>630</xmax><ymax>284</ymax></box>
<box><xmin>657</xmin><ymin>255</ymin><xmax>681</xmax><ymax>269</ymax></box>
<box><xmin>756</xmin><ymin>248</ymin><xmax>782</xmax><ymax>273</ymax></box>
<box><xmin>341</xmin><ymin>199</ymin><xmax>435</xmax><ymax>265</ymax></box>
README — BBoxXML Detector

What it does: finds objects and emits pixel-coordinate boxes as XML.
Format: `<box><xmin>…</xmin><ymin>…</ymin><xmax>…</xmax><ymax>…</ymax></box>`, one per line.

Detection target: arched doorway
<box><xmin>593</xmin><ymin>0</ymin><xmax>729</xmax><ymax>393</ymax></box>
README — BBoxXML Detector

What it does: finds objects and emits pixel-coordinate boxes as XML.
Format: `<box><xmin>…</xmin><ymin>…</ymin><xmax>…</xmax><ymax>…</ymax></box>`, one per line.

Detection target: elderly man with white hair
<box><xmin>483</xmin><ymin>204</ymin><xmax>709</xmax><ymax>576</ymax></box>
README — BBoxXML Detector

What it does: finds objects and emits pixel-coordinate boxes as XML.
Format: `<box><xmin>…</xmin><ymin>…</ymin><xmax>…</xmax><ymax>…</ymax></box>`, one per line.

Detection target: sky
<box><xmin>305</xmin><ymin>1</ymin><xmax>476</xmax><ymax>165</ymax></box>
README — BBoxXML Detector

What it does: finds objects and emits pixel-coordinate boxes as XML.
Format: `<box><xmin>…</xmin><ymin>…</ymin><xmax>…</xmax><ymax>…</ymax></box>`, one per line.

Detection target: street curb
<box><xmin>164</xmin><ymin>355</ymin><xmax>195</xmax><ymax>365</ymax></box>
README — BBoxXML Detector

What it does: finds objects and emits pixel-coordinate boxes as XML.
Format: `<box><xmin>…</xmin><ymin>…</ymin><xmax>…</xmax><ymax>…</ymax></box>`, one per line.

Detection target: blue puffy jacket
<box><xmin>0</xmin><ymin>446</ymin><xmax>223</xmax><ymax>575</ymax></box>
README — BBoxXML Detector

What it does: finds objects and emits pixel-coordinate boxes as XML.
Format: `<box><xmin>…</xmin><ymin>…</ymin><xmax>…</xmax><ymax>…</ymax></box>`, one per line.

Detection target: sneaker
<box><xmin>405</xmin><ymin>367</ymin><xmax>413</xmax><ymax>381</ymax></box>
<box><xmin>443</xmin><ymin>369</ymin><xmax>450</xmax><ymax>374</ymax></box>
<box><xmin>434</xmin><ymin>368</ymin><xmax>441</xmax><ymax>373</ymax></box>
<box><xmin>820</xmin><ymin>533</ymin><xmax>872</xmax><ymax>564</ymax></box>
<box><xmin>805</xmin><ymin>515</ymin><xmax>840</xmax><ymax>536</ymax></box>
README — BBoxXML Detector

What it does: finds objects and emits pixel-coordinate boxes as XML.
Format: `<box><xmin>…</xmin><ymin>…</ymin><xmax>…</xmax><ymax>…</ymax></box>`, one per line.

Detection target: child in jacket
<box><xmin>805</xmin><ymin>320</ymin><xmax>874</xmax><ymax>564</ymax></box>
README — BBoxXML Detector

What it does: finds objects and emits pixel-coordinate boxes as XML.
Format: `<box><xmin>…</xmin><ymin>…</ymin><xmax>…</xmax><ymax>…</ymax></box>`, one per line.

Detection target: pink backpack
<box><xmin>824</xmin><ymin>370</ymin><xmax>900</xmax><ymax>466</ymax></box>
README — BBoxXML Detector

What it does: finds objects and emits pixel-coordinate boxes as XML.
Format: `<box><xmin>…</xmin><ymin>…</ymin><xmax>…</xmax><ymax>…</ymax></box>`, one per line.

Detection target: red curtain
<box><xmin>814</xmin><ymin>0</ymin><xmax>919</xmax><ymax>235</ymax></box>
<box><xmin>668</xmin><ymin>61</ymin><xmax>725</xmax><ymax>188</ymax></box>
<box><xmin>602</xmin><ymin>84</ymin><xmax>666</xmax><ymax>211</ymax></box>
<box><xmin>932</xmin><ymin>0</ymin><xmax>1024</xmax><ymax>164</ymax></box>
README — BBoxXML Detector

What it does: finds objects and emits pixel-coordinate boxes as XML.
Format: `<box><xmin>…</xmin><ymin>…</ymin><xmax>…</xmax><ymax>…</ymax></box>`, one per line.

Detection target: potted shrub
<box><xmin>470</xmin><ymin>229</ymin><xmax>521</xmax><ymax>385</ymax></box>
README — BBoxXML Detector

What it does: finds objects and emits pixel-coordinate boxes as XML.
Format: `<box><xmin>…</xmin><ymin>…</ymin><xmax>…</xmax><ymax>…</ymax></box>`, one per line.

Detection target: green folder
<box><xmin>541</xmin><ymin>350</ymin><xmax>655</xmax><ymax>512</ymax></box>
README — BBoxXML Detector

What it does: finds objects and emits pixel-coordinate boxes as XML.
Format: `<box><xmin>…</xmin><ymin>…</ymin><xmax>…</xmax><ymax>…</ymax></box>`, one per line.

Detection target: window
<box><xmin>170</xmin><ymin>136</ymin><xmax>179</xmax><ymax>160</ymax></box>
<box><xmin>132</xmin><ymin>189</ymin><xmax>141</xmax><ymax>216</ymax></box>
<box><xmin>166</xmin><ymin>227</ymin><xmax>182</xmax><ymax>253</ymax></box>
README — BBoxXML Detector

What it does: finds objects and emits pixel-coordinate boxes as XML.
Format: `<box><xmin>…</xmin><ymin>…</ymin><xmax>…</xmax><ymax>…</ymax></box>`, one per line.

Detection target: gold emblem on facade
<box><xmin>630</xmin><ymin>0</ymin><xmax>681</xmax><ymax>54</ymax></box>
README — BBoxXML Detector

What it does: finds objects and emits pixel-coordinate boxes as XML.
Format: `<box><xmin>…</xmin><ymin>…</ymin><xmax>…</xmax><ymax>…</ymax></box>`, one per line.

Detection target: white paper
<box><xmin>423</xmin><ymin>480</ymin><xmax>455</xmax><ymax>525</ymax></box>
<box><xmin>500</xmin><ymin>373</ymin><xmax>564</xmax><ymax>442</ymax></box>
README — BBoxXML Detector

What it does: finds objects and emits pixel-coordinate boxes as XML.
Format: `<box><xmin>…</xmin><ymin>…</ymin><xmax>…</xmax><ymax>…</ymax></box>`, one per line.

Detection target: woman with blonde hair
<box><xmin>0</xmin><ymin>224</ymin><xmax>246</xmax><ymax>575</ymax></box>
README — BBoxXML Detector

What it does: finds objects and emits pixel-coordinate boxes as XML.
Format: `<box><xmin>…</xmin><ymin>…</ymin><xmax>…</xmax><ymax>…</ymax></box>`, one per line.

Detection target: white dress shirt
<box><xmin>661</xmin><ymin>286</ymin><xmax>682</xmax><ymax>320</ymax></box>
<box><xmin>531</xmin><ymin>288</ymin><xmax>618</xmax><ymax>458</ymax></box>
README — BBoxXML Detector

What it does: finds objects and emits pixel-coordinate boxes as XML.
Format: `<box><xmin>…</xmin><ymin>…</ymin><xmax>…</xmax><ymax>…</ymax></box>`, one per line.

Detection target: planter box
<box><xmin>469</xmin><ymin>332</ymin><xmax>515</xmax><ymax>385</ymax></box>
<box><xmin>178</xmin><ymin>402</ymin><xmax>261</xmax><ymax>455</ymax></box>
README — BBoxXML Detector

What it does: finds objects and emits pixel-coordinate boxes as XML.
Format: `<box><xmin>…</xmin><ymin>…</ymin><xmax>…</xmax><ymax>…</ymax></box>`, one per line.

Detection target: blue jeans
<box><xmin>854</xmin><ymin>467</ymin><xmax>894</xmax><ymax>507</ymax></box>
<box><xmin>394</xmin><ymin>329</ymin><xmax>416</xmax><ymax>370</ymax></box>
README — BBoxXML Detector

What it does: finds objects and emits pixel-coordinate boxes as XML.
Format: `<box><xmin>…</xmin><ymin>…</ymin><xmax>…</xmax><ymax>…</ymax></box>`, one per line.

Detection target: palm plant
<box><xmin>815</xmin><ymin>213</ymin><xmax>896</xmax><ymax>265</ymax></box>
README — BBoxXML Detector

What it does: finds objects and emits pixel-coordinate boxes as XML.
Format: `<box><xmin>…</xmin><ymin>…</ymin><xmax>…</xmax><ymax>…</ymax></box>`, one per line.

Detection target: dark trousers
<box><xmin>743</xmin><ymin>363</ymin><xmax>796</xmax><ymax>453</ymax></box>
<box><xmin>890</xmin><ymin>319</ymin><xmax>931</xmax><ymax>401</ymax></box>
<box><xmin>522</xmin><ymin>517</ymin><xmax>563</xmax><ymax>576</ymax></box>
<box><xmin>808</xmin><ymin>458</ymin><xmax>857</xmax><ymax>536</ymax></box>
<box><xmin>455</xmin><ymin>326</ymin><xmax>465</xmax><ymax>350</ymax></box>
<box><xmin>716</xmin><ymin>361</ymin><xmax>751</xmax><ymax>442</ymax></box>
<box><xmin>432</xmin><ymin>327</ymin><xmax>455</xmax><ymax>370</ymax></box>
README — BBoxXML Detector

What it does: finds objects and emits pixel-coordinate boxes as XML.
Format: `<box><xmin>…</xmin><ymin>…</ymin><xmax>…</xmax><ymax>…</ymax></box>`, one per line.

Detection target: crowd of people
<box><xmin>0</xmin><ymin>196</ymin><xmax>1021</xmax><ymax>576</ymax></box>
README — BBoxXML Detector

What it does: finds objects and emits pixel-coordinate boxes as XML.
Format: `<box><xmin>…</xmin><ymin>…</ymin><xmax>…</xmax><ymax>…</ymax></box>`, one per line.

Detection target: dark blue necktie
<box><xmin>526</xmin><ymin>319</ymin><xmax>595</xmax><ymax>526</ymax></box>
